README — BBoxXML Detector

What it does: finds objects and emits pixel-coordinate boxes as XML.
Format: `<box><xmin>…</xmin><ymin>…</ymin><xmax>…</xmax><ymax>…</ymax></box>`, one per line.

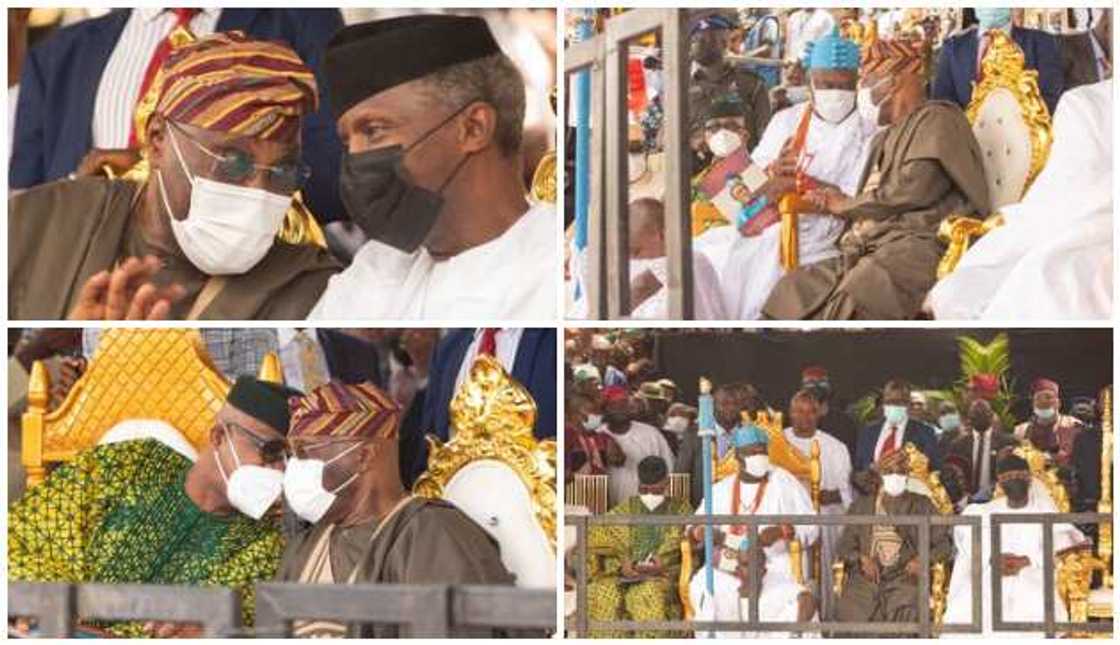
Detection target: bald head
<box><xmin>628</xmin><ymin>198</ymin><xmax>666</xmax><ymax>259</ymax></box>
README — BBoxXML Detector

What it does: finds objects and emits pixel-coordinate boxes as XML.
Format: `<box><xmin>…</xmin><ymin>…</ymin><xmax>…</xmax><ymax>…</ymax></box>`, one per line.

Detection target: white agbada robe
<box><xmin>718</xmin><ymin>103</ymin><xmax>875</xmax><ymax>319</ymax></box>
<box><xmin>310</xmin><ymin>202</ymin><xmax>557</xmax><ymax>320</ymax></box>
<box><xmin>783</xmin><ymin>426</ymin><xmax>852</xmax><ymax>604</ymax></box>
<box><xmin>602</xmin><ymin>420</ymin><xmax>675</xmax><ymax>506</ymax></box>
<box><xmin>929</xmin><ymin>79</ymin><xmax>1113</xmax><ymax>320</ymax></box>
<box><xmin>628</xmin><ymin>255</ymin><xmax>728</xmax><ymax>320</ymax></box>
<box><xmin>943</xmin><ymin>480</ymin><xmax>1087</xmax><ymax>637</ymax></box>
<box><xmin>689</xmin><ymin>466</ymin><xmax>820</xmax><ymax>638</ymax></box>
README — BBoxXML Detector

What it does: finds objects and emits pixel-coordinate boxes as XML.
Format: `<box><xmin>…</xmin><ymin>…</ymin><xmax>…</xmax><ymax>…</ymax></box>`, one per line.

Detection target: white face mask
<box><xmin>215</xmin><ymin>428</ymin><xmax>283</xmax><ymax>520</ymax></box>
<box><xmin>282</xmin><ymin>442</ymin><xmax>364</xmax><ymax>523</ymax></box>
<box><xmin>583</xmin><ymin>414</ymin><xmax>603</xmax><ymax>431</ymax></box>
<box><xmin>812</xmin><ymin>87</ymin><xmax>856</xmax><ymax>124</ymax></box>
<box><xmin>882</xmin><ymin>473</ymin><xmax>908</xmax><ymax>497</ymax></box>
<box><xmin>629</xmin><ymin>257</ymin><xmax>668</xmax><ymax>286</ymax></box>
<box><xmin>158</xmin><ymin>125</ymin><xmax>290</xmax><ymax>275</ymax></box>
<box><xmin>743</xmin><ymin>454</ymin><xmax>771</xmax><ymax>478</ymax></box>
<box><xmin>1034</xmin><ymin>406</ymin><xmax>1057</xmax><ymax>421</ymax></box>
<box><xmin>640</xmin><ymin>493</ymin><xmax>665</xmax><ymax>511</ymax></box>
<box><xmin>663</xmin><ymin>416</ymin><xmax>689</xmax><ymax>434</ymax></box>
<box><xmin>706</xmin><ymin>128</ymin><xmax>743</xmax><ymax>158</ymax></box>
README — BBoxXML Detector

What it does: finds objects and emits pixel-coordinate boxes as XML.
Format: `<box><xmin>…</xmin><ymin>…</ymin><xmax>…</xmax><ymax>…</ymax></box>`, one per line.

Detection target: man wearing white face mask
<box><xmin>9</xmin><ymin>32</ymin><xmax>339</xmax><ymax>320</ymax></box>
<box><xmin>687</xmin><ymin>425</ymin><xmax>819</xmax><ymax>637</ymax></box>
<box><xmin>718</xmin><ymin>29</ymin><xmax>875</xmax><ymax>320</ymax></box>
<box><xmin>853</xmin><ymin>379</ymin><xmax>941</xmax><ymax>488</ymax></box>
<box><xmin>1013</xmin><ymin>378</ymin><xmax>1083</xmax><ymax>467</ymax></box>
<box><xmin>586</xmin><ymin>456</ymin><xmax>693</xmax><ymax>636</ymax></box>
<box><xmin>8</xmin><ymin>375</ymin><xmax>297</xmax><ymax>637</ymax></box>
<box><xmin>834</xmin><ymin>448</ymin><xmax>953</xmax><ymax>631</ymax></box>
<box><xmin>275</xmin><ymin>381</ymin><xmax>513</xmax><ymax>638</ymax></box>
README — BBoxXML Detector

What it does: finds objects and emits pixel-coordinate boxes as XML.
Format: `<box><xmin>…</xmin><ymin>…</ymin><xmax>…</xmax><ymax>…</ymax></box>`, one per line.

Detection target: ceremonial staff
<box><xmin>572</xmin><ymin>9</ymin><xmax>594</xmax><ymax>301</ymax></box>
<box><xmin>697</xmin><ymin>377</ymin><xmax>716</xmax><ymax>635</ymax></box>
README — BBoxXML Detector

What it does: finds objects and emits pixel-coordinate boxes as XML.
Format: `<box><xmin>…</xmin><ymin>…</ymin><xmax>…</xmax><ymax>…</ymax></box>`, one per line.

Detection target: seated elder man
<box><xmin>276</xmin><ymin>381</ymin><xmax>513</xmax><ymax>637</ymax></box>
<box><xmin>8</xmin><ymin>32</ymin><xmax>338</xmax><ymax>320</ymax></box>
<box><xmin>310</xmin><ymin>15</ymin><xmax>557</xmax><ymax>320</ymax></box>
<box><xmin>763</xmin><ymin>38</ymin><xmax>989</xmax><ymax>320</ymax></box>
<box><xmin>9</xmin><ymin>376</ymin><xmax>298</xmax><ymax>636</ymax></box>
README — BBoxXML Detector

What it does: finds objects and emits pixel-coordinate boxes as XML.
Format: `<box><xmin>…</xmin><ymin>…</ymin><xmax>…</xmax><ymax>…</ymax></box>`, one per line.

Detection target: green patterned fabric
<box><xmin>8</xmin><ymin>439</ymin><xmax>282</xmax><ymax>636</ymax></box>
<box><xmin>586</xmin><ymin>495</ymin><xmax>693</xmax><ymax>638</ymax></box>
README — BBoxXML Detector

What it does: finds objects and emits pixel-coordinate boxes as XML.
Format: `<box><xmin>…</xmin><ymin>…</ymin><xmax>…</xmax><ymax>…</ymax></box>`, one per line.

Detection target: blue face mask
<box><xmin>884</xmin><ymin>404</ymin><xmax>909</xmax><ymax>426</ymax></box>
<box><xmin>976</xmin><ymin>8</ymin><xmax>1012</xmax><ymax>32</ymax></box>
<box><xmin>939</xmin><ymin>413</ymin><xmax>961</xmax><ymax>432</ymax></box>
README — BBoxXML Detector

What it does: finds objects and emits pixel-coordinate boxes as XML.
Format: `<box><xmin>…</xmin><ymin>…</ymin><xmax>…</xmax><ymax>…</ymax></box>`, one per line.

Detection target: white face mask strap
<box><xmin>323</xmin><ymin>440</ymin><xmax>367</xmax><ymax>494</ymax></box>
<box><xmin>167</xmin><ymin>124</ymin><xmax>198</xmax><ymax>187</ymax></box>
<box><xmin>215</xmin><ymin>426</ymin><xmax>241</xmax><ymax>483</ymax></box>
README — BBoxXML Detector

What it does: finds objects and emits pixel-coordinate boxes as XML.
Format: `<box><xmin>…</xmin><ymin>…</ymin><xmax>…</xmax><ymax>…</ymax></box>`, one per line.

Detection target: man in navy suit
<box><xmin>853</xmin><ymin>379</ymin><xmax>941</xmax><ymax>488</ymax></box>
<box><xmin>932</xmin><ymin>8</ymin><xmax>1064</xmax><ymax>114</ymax></box>
<box><xmin>9</xmin><ymin>9</ymin><xmax>346</xmax><ymax>225</ymax></box>
<box><xmin>403</xmin><ymin>328</ymin><xmax>556</xmax><ymax>485</ymax></box>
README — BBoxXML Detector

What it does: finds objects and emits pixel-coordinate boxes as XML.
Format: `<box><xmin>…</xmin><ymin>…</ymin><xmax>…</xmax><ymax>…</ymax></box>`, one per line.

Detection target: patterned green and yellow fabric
<box><xmin>586</xmin><ymin>495</ymin><xmax>692</xmax><ymax>638</ymax></box>
<box><xmin>8</xmin><ymin>438</ymin><xmax>282</xmax><ymax>636</ymax></box>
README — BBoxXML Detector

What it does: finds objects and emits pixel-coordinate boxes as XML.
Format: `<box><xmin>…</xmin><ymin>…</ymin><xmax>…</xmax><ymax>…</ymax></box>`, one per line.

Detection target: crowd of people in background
<box><xmin>563</xmin><ymin>330</ymin><xmax>1110</xmax><ymax>636</ymax></box>
<box><xmin>564</xmin><ymin>7</ymin><xmax>1113</xmax><ymax>321</ymax></box>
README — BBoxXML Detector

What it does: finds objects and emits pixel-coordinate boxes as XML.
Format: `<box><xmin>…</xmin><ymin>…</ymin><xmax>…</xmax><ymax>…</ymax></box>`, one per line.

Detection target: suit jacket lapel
<box><xmin>511</xmin><ymin>330</ymin><xmax>538</xmax><ymax>385</ymax></box>
<box><xmin>69</xmin><ymin>10</ymin><xmax>130</xmax><ymax>156</ymax></box>
<box><xmin>215</xmin><ymin>8</ymin><xmax>257</xmax><ymax>32</ymax></box>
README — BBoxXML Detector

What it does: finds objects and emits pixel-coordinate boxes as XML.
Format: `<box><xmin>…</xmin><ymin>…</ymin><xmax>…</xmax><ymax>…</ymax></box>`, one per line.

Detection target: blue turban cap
<box><xmin>802</xmin><ymin>28</ymin><xmax>860</xmax><ymax>71</ymax></box>
<box><xmin>732</xmin><ymin>424</ymin><xmax>769</xmax><ymax>448</ymax></box>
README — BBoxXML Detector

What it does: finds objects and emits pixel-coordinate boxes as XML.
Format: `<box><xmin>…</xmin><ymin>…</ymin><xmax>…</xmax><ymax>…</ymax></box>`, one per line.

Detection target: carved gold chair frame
<box><xmin>937</xmin><ymin>29</ymin><xmax>1054</xmax><ymax>278</ymax></box>
<box><xmin>413</xmin><ymin>354</ymin><xmax>557</xmax><ymax>556</ymax></box>
<box><xmin>21</xmin><ymin>328</ymin><xmax>282</xmax><ymax>488</ymax></box>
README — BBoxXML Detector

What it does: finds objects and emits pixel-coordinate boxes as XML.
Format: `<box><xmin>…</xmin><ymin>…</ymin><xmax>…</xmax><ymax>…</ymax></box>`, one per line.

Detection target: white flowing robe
<box><xmin>718</xmin><ymin>103</ymin><xmax>875</xmax><ymax>319</ymax></box>
<box><xmin>628</xmin><ymin>255</ymin><xmax>728</xmax><ymax>320</ymax></box>
<box><xmin>929</xmin><ymin>79</ymin><xmax>1113</xmax><ymax>320</ymax></box>
<box><xmin>783</xmin><ymin>427</ymin><xmax>852</xmax><ymax>611</ymax></box>
<box><xmin>603</xmin><ymin>421</ymin><xmax>675</xmax><ymax>506</ymax></box>
<box><xmin>311</xmin><ymin>202</ymin><xmax>558</xmax><ymax>320</ymax></box>
<box><xmin>943</xmin><ymin>480</ymin><xmax>1087</xmax><ymax>636</ymax></box>
<box><xmin>689</xmin><ymin>467</ymin><xmax>820</xmax><ymax>638</ymax></box>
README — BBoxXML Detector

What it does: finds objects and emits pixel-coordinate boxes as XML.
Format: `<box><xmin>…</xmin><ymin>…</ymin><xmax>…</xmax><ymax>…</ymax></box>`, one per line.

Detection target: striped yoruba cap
<box><xmin>861</xmin><ymin>37</ymin><xmax>928</xmax><ymax>76</ymax></box>
<box><xmin>289</xmin><ymin>381</ymin><xmax>402</xmax><ymax>440</ymax></box>
<box><xmin>147</xmin><ymin>30</ymin><xmax>318</xmax><ymax>143</ymax></box>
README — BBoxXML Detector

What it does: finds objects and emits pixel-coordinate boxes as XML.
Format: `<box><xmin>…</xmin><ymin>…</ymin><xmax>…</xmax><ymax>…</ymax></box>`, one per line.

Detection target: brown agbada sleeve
<box><xmin>8</xmin><ymin>178</ymin><xmax>135</xmax><ymax>320</ymax></box>
<box><xmin>838</xmin><ymin>102</ymin><xmax>990</xmax><ymax>226</ymax></box>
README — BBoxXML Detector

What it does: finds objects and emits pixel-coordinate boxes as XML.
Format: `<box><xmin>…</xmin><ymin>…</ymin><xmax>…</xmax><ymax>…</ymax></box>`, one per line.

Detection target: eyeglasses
<box><xmin>219</xmin><ymin>421</ymin><xmax>288</xmax><ymax>463</ymax></box>
<box><xmin>288</xmin><ymin>435</ymin><xmax>374</xmax><ymax>459</ymax></box>
<box><xmin>171</xmin><ymin>122</ymin><xmax>311</xmax><ymax>195</ymax></box>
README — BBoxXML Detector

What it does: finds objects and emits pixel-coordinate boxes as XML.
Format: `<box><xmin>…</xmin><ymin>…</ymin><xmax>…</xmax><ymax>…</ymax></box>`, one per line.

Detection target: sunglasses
<box><xmin>172</xmin><ymin>122</ymin><xmax>311</xmax><ymax>195</ymax></box>
<box><xmin>220</xmin><ymin>421</ymin><xmax>288</xmax><ymax>463</ymax></box>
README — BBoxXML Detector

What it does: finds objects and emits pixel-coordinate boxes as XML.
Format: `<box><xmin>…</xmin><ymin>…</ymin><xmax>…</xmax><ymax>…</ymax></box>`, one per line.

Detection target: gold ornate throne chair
<box><xmin>414</xmin><ymin>354</ymin><xmax>557</xmax><ymax>590</ymax></box>
<box><xmin>679</xmin><ymin>407</ymin><xmax>822</xmax><ymax>614</ymax></box>
<box><xmin>831</xmin><ymin>443</ymin><xmax>954</xmax><ymax>627</ymax></box>
<box><xmin>1084</xmin><ymin>386</ymin><xmax>1113</xmax><ymax>621</ymax></box>
<box><xmin>936</xmin><ymin>29</ymin><xmax>1054</xmax><ymax>278</ymax></box>
<box><xmin>21</xmin><ymin>328</ymin><xmax>282</xmax><ymax>488</ymax></box>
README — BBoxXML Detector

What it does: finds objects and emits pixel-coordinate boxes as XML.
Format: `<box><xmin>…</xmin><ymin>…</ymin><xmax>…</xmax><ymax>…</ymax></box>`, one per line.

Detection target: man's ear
<box><xmin>209</xmin><ymin>423</ymin><xmax>225</xmax><ymax>450</ymax></box>
<box><xmin>457</xmin><ymin>101</ymin><xmax>498</xmax><ymax>154</ymax></box>
<box><xmin>146</xmin><ymin>115</ymin><xmax>168</xmax><ymax>169</ymax></box>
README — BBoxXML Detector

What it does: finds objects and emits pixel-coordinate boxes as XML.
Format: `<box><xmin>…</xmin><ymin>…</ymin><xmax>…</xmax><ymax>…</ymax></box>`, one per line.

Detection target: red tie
<box><xmin>478</xmin><ymin>328</ymin><xmax>499</xmax><ymax>356</ymax></box>
<box><xmin>880</xmin><ymin>426</ymin><xmax>897</xmax><ymax>460</ymax></box>
<box><xmin>129</xmin><ymin>8</ymin><xmax>201</xmax><ymax>147</ymax></box>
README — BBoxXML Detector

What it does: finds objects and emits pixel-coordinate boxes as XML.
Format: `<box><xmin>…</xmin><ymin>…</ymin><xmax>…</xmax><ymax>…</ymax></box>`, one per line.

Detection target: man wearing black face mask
<box><xmin>310</xmin><ymin>14</ymin><xmax>557</xmax><ymax>320</ymax></box>
<box><xmin>946</xmin><ymin>399</ymin><xmax>1017</xmax><ymax>503</ymax></box>
<box><xmin>943</xmin><ymin>453</ymin><xmax>1088</xmax><ymax>635</ymax></box>
<box><xmin>688</xmin><ymin>13</ymin><xmax>770</xmax><ymax>155</ymax></box>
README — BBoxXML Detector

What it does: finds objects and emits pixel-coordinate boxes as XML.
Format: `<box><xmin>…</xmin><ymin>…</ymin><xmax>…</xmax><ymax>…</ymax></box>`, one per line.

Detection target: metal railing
<box><xmin>566</xmin><ymin>8</ymin><xmax>695</xmax><ymax>319</ymax></box>
<box><xmin>9</xmin><ymin>582</ymin><xmax>556</xmax><ymax>638</ymax></box>
<box><xmin>566</xmin><ymin>511</ymin><xmax>1113</xmax><ymax>637</ymax></box>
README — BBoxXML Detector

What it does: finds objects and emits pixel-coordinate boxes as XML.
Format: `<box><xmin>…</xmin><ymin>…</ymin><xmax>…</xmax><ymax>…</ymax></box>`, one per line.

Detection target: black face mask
<box><xmin>604</xmin><ymin>412</ymin><xmax>630</xmax><ymax>428</ymax></box>
<box><xmin>1001</xmin><ymin>479</ymin><xmax>1030</xmax><ymax>504</ymax></box>
<box><xmin>338</xmin><ymin>100</ymin><xmax>477</xmax><ymax>253</ymax></box>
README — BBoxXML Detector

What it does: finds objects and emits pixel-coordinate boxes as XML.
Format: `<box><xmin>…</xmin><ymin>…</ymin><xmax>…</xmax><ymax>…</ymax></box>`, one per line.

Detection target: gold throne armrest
<box><xmin>21</xmin><ymin>329</ymin><xmax>281</xmax><ymax>488</ymax></box>
<box><xmin>937</xmin><ymin>29</ymin><xmax>1053</xmax><ymax>278</ymax></box>
<box><xmin>413</xmin><ymin>353</ymin><xmax>556</xmax><ymax>556</ymax></box>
